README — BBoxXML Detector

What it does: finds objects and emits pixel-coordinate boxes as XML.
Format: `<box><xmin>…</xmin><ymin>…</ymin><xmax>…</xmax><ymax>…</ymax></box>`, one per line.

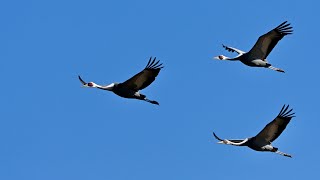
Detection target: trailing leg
<box><xmin>144</xmin><ymin>98</ymin><xmax>159</xmax><ymax>105</ymax></box>
<box><xmin>275</xmin><ymin>150</ymin><xmax>292</xmax><ymax>158</ymax></box>
<box><xmin>135</xmin><ymin>92</ymin><xmax>159</xmax><ymax>105</ymax></box>
<box><xmin>266</xmin><ymin>64</ymin><xmax>285</xmax><ymax>73</ymax></box>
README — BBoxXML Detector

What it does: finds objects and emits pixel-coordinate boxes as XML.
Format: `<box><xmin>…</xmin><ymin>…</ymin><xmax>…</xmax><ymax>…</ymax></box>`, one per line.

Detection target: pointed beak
<box><xmin>213</xmin><ymin>56</ymin><xmax>220</xmax><ymax>60</ymax></box>
<box><xmin>217</xmin><ymin>141</ymin><xmax>224</xmax><ymax>144</ymax></box>
<box><xmin>82</xmin><ymin>84</ymin><xmax>89</xmax><ymax>88</ymax></box>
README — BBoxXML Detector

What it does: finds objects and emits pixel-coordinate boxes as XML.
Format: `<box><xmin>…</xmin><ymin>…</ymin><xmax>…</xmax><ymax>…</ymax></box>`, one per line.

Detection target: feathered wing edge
<box><xmin>145</xmin><ymin>57</ymin><xmax>164</xmax><ymax>70</ymax></box>
<box><xmin>277</xmin><ymin>104</ymin><xmax>296</xmax><ymax>119</ymax></box>
<box><xmin>274</xmin><ymin>21</ymin><xmax>293</xmax><ymax>35</ymax></box>
<box><xmin>213</xmin><ymin>132</ymin><xmax>224</xmax><ymax>141</ymax></box>
<box><xmin>78</xmin><ymin>75</ymin><xmax>87</xmax><ymax>85</ymax></box>
<box><xmin>254</xmin><ymin>104</ymin><xmax>295</xmax><ymax>143</ymax></box>
<box><xmin>118</xmin><ymin>56</ymin><xmax>164</xmax><ymax>91</ymax></box>
<box><xmin>222</xmin><ymin>44</ymin><xmax>245</xmax><ymax>55</ymax></box>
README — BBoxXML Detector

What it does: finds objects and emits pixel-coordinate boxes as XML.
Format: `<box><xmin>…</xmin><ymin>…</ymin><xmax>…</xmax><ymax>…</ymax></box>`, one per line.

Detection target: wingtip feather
<box><xmin>213</xmin><ymin>131</ymin><xmax>224</xmax><ymax>141</ymax></box>
<box><xmin>145</xmin><ymin>57</ymin><xmax>164</xmax><ymax>69</ymax></box>
<box><xmin>275</xmin><ymin>21</ymin><xmax>293</xmax><ymax>36</ymax></box>
<box><xmin>78</xmin><ymin>75</ymin><xmax>87</xmax><ymax>85</ymax></box>
<box><xmin>278</xmin><ymin>104</ymin><xmax>295</xmax><ymax>119</ymax></box>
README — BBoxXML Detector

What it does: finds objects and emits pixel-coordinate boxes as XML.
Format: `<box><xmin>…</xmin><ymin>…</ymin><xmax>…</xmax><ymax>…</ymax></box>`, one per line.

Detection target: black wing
<box><xmin>222</xmin><ymin>44</ymin><xmax>245</xmax><ymax>54</ymax></box>
<box><xmin>255</xmin><ymin>104</ymin><xmax>295</xmax><ymax>143</ymax></box>
<box><xmin>78</xmin><ymin>75</ymin><xmax>87</xmax><ymax>85</ymax></box>
<box><xmin>119</xmin><ymin>57</ymin><xmax>163</xmax><ymax>91</ymax></box>
<box><xmin>247</xmin><ymin>21</ymin><xmax>293</xmax><ymax>59</ymax></box>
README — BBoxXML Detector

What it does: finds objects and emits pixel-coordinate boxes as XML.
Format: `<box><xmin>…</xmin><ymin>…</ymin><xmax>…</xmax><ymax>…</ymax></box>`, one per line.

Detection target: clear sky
<box><xmin>1</xmin><ymin>0</ymin><xmax>319</xmax><ymax>179</ymax></box>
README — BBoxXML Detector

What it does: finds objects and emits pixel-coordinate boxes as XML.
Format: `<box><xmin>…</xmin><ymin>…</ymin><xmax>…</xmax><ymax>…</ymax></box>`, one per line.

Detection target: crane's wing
<box><xmin>78</xmin><ymin>75</ymin><xmax>88</xmax><ymax>85</ymax></box>
<box><xmin>213</xmin><ymin>132</ymin><xmax>245</xmax><ymax>143</ymax></box>
<box><xmin>247</xmin><ymin>21</ymin><xmax>293</xmax><ymax>60</ymax></box>
<box><xmin>222</xmin><ymin>44</ymin><xmax>245</xmax><ymax>55</ymax></box>
<box><xmin>254</xmin><ymin>105</ymin><xmax>295</xmax><ymax>143</ymax></box>
<box><xmin>119</xmin><ymin>57</ymin><xmax>163</xmax><ymax>91</ymax></box>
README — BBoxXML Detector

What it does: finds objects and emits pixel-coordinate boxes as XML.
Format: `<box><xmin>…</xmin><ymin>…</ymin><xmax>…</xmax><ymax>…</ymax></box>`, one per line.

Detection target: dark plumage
<box><xmin>215</xmin><ymin>21</ymin><xmax>293</xmax><ymax>73</ymax></box>
<box><xmin>213</xmin><ymin>105</ymin><xmax>295</xmax><ymax>158</ymax></box>
<box><xmin>255</xmin><ymin>105</ymin><xmax>295</xmax><ymax>143</ymax></box>
<box><xmin>120</xmin><ymin>57</ymin><xmax>163</xmax><ymax>91</ymax></box>
<box><xmin>248</xmin><ymin>21</ymin><xmax>293</xmax><ymax>60</ymax></box>
<box><xmin>79</xmin><ymin>57</ymin><xmax>163</xmax><ymax>105</ymax></box>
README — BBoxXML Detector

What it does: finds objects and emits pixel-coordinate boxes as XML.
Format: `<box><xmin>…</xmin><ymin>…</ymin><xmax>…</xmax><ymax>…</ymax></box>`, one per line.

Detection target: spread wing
<box><xmin>119</xmin><ymin>57</ymin><xmax>163</xmax><ymax>91</ymax></box>
<box><xmin>255</xmin><ymin>105</ymin><xmax>295</xmax><ymax>143</ymax></box>
<box><xmin>247</xmin><ymin>21</ymin><xmax>293</xmax><ymax>60</ymax></box>
<box><xmin>222</xmin><ymin>44</ymin><xmax>245</xmax><ymax>55</ymax></box>
<box><xmin>213</xmin><ymin>132</ymin><xmax>245</xmax><ymax>143</ymax></box>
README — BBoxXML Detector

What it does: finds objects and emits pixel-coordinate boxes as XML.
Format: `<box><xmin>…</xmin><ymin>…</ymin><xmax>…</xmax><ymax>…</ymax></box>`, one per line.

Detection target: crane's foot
<box><xmin>267</xmin><ymin>65</ymin><xmax>285</xmax><ymax>73</ymax></box>
<box><xmin>144</xmin><ymin>98</ymin><xmax>160</xmax><ymax>105</ymax></box>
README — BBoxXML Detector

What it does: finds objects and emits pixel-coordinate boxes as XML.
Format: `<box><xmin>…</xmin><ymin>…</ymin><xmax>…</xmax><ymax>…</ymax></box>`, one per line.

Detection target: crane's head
<box><xmin>78</xmin><ymin>75</ymin><xmax>104</xmax><ymax>89</ymax></box>
<box><xmin>88</xmin><ymin>82</ymin><xmax>97</xmax><ymax>87</ymax></box>
<box><xmin>82</xmin><ymin>82</ymin><xmax>116</xmax><ymax>91</ymax></box>
<box><xmin>79</xmin><ymin>76</ymin><xmax>97</xmax><ymax>88</ymax></box>
<box><xmin>217</xmin><ymin>139</ymin><xmax>231</xmax><ymax>145</ymax></box>
<box><xmin>82</xmin><ymin>82</ymin><xmax>98</xmax><ymax>88</ymax></box>
<box><xmin>213</xmin><ymin>55</ymin><xmax>227</xmax><ymax>60</ymax></box>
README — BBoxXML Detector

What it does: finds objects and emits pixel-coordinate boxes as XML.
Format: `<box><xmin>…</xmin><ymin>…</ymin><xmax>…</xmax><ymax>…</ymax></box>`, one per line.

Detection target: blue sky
<box><xmin>1</xmin><ymin>0</ymin><xmax>319</xmax><ymax>179</ymax></box>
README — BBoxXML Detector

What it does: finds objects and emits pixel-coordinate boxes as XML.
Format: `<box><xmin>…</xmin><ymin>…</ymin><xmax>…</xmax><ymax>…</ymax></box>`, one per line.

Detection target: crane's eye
<box><xmin>88</xmin><ymin>82</ymin><xmax>93</xmax><ymax>87</ymax></box>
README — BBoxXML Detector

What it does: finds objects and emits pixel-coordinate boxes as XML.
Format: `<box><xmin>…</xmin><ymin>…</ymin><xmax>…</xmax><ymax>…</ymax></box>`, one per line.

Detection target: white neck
<box><xmin>99</xmin><ymin>83</ymin><xmax>115</xmax><ymax>91</ymax></box>
<box><xmin>215</xmin><ymin>55</ymin><xmax>238</xmax><ymax>61</ymax></box>
<box><xmin>226</xmin><ymin>138</ymin><xmax>248</xmax><ymax>146</ymax></box>
<box><xmin>90</xmin><ymin>82</ymin><xmax>114</xmax><ymax>91</ymax></box>
<box><xmin>223</xmin><ymin>55</ymin><xmax>231</xmax><ymax>60</ymax></box>
<box><xmin>224</xmin><ymin>55</ymin><xmax>239</xmax><ymax>61</ymax></box>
